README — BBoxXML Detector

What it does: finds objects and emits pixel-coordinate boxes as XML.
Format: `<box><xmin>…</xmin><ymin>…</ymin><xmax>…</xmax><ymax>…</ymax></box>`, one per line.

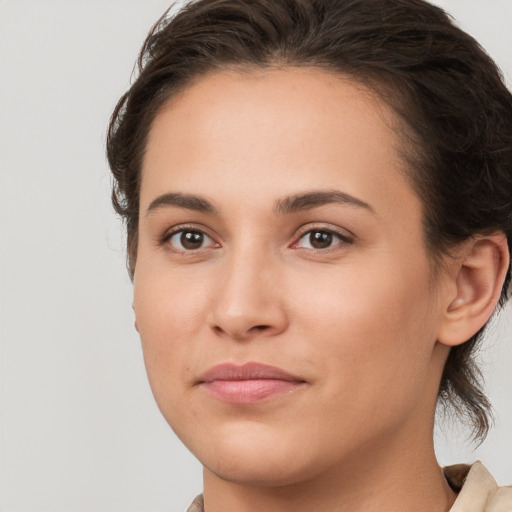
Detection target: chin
<box><xmin>203</xmin><ymin>451</ymin><xmax>316</xmax><ymax>488</ymax></box>
<box><xmin>173</xmin><ymin>416</ymin><xmax>335</xmax><ymax>487</ymax></box>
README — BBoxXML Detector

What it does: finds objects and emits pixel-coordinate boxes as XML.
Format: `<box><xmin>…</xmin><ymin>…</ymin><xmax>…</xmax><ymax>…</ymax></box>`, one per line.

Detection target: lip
<box><xmin>198</xmin><ymin>362</ymin><xmax>306</xmax><ymax>404</ymax></box>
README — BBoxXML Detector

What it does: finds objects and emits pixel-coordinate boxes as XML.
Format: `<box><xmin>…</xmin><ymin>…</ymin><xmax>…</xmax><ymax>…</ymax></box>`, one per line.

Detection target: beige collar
<box><xmin>447</xmin><ymin>461</ymin><xmax>512</xmax><ymax>512</ymax></box>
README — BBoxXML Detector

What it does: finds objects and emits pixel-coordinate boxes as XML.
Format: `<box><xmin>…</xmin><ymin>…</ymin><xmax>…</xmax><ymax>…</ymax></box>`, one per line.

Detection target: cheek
<box><xmin>291</xmin><ymin>257</ymin><xmax>438</xmax><ymax>407</ymax></box>
<box><xmin>132</xmin><ymin>269</ymin><xmax>210</xmax><ymax>397</ymax></box>
<box><xmin>134</xmin><ymin>261</ymin><xmax>209</xmax><ymax>334</ymax></box>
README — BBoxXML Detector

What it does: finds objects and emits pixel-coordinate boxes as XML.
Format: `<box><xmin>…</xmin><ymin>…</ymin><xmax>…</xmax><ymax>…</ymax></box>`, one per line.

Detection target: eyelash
<box><xmin>161</xmin><ymin>225</ymin><xmax>353</xmax><ymax>253</ymax></box>
<box><xmin>292</xmin><ymin>226</ymin><xmax>353</xmax><ymax>251</ymax></box>
<box><xmin>161</xmin><ymin>225</ymin><xmax>219</xmax><ymax>253</ymax></box>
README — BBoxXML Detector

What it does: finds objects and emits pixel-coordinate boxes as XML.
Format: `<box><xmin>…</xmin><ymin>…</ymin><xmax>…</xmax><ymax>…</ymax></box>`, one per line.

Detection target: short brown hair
<box><xmin>107</xmin><ymin>0</ymin><xmax>512</xmax><ymax>440</ymax></box>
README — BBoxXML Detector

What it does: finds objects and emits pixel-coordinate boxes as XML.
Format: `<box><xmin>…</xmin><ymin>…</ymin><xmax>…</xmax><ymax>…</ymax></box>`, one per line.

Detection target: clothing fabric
<box><xmin>187</xmin><ymin>494</ymin><xmax>204</xmax><ymax>512</ymax></box>
<box><xmin>186</xmin><ymin>461</ymin><xmax>512</xmax><ymax>511</ymax></box>
<box><xmin>445</xmin><ymin>461</ymin><xmax>512</xmax><ymax>512</ymax></box>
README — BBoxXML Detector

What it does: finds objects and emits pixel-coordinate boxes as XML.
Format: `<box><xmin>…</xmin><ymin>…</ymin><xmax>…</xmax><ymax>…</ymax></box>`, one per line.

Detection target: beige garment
<box><xmin>187</xmin><ymin>494</ymin><xmax>203</xmax><ymax>512</ymax></box>
<box><xmin>446</xmin><ymin>461</ymin><xmax>512</xmax><ymax>512</ymax></box>
<box><xmin>186</xmin><ymin>461</ymin><xmax>512</xmax><ymax>511</ymax></box>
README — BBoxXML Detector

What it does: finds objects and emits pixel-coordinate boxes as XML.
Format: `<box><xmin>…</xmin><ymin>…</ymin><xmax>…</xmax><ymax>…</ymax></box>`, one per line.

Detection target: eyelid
<box><xmin>161</xmin><ymin>224</ymin><xmax>220</xmax><ymax>252</ymax></box>
<box><xmin>290</xmin><ymin>224</ymin><xmax>354</xmax><ymax>250</ymax></box>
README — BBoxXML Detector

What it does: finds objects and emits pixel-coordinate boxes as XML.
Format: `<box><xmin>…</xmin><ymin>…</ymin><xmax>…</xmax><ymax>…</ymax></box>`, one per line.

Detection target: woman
<box><xmin>107</xmin><ymin>0</ymin><xmax>512</xmax><ymax>510</ymax></box>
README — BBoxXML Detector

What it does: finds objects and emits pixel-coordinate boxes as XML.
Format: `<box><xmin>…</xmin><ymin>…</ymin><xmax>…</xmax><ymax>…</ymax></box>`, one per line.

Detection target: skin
<box><xmin>132</xmin><ymin>67</ymin><xmax>498</xmax><ymax>511</ymax></box>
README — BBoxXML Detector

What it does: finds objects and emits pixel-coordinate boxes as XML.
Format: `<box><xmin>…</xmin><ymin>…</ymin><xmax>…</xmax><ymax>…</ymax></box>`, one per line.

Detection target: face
<box><xmin>134</xmin><ymin>68</ymin><xmax>450</xmax><ymax>486</ymax></box>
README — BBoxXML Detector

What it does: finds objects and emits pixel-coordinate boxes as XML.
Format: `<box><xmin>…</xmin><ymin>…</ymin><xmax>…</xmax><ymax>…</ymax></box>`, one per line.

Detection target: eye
<box><xmin>167</xmin><ymin>229</ymin><xmax>217</xmax><ymax>251</ymax></box>
<box><xmin>295</xmin><ymin>229</ymin><xmax>349</xmax><ymax>250</ymax></box>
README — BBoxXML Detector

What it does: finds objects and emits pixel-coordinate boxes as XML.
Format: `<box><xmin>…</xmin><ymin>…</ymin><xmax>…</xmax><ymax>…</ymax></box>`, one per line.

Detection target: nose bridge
<box><xmin>209</xmin><ymin>239</ymin><xmax>287</xmax><ymax>340</ymax></box>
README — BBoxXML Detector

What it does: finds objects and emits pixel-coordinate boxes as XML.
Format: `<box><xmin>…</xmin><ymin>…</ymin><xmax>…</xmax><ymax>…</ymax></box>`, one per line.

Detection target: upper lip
<box><xmin>198</xmin><ymin>362</ymin><xmax>305</xmax><ymax>383</ymax></box>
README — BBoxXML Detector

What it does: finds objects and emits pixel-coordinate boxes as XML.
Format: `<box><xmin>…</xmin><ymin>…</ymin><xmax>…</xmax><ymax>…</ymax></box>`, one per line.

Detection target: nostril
<box><xmin>211</xmin><ymin>323</ymin><xmax>270</xmax><ymax>338</ymax></box>
<box><xmin>253</xmin><ymin>325</ymin><xmax>270</xmax><ymax>331</ymax></box>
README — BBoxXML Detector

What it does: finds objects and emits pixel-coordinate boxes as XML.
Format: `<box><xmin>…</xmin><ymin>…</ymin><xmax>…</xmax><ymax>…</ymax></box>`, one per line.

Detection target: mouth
<box><xmin>198</xmin><ymin>362</ymin><xmax>307</xmax><ymax>404</ymax></box>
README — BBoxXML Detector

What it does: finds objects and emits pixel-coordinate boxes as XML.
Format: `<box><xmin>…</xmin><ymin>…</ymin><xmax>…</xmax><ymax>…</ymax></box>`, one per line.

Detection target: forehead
<box><xmin>145</xmin><ymin>67</ymin><xmax>401</xmax><ymax>159</ymax></box>
<box><xmin>141</xmin><ymin>67</ymin><xmax>417</xmax><ymax>222</ymax></box>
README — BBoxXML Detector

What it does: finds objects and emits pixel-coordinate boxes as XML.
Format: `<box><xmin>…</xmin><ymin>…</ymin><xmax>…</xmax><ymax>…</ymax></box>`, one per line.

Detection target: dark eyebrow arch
<box><xmin>274</xmin><ymin>190</ymin><xmax>374</xmax><ymax>215</ymax></box>
<box><xmin>146</xmin><ymin>192</ymin><xmax>217</xmax><ymax>216</ymax></box>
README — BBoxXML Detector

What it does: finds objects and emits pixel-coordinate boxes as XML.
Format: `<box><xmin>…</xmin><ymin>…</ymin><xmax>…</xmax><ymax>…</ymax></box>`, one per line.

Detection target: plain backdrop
<box><xmin>0</xmin><ymin>1</ymin><xmax>511</xmax><ymax>511</ymax></box>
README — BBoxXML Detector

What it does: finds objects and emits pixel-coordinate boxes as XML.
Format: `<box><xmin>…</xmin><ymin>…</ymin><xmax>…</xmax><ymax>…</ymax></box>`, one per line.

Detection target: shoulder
<box><xmin>446</xmin><ymin>461</ymin><xmax>512</xmax><ymax>512</ymax></box>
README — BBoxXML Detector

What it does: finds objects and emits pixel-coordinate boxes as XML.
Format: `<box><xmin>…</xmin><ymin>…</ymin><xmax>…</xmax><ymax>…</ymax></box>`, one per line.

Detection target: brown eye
<box><xmin>169</xmin><ymin>230</ymin><xmax>213</xmax><ymax>251</ymax></box>
<box><xmin>296</xmin><ymin>229</ymin><xmax>348</xmax><ymax>250</ymax></box>
<box><xmin>309</xmin><ymin>231</ymin><xmax>333</xmax><ymax>249</ymax></box>
<box><xmin>181</xmin><ymin>231</ymin><xmax>204</xmax><ymax>249</ymax></box>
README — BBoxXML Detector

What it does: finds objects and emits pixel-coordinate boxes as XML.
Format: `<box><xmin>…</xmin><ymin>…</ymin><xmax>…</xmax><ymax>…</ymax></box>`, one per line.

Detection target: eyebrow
<box><xmin>146</xmin><ymin>192</ymin><xmax>218</xmax><ymax>216</ymax></box>
<box><xmin>145</xmin><ymin>189</ymin><xmax>374</xmax><ymax>216</ymax></box>
<box><xmin>274</xmin><ymin>190</ymin><xmax>374</xmax><ymax>215</ymax></box>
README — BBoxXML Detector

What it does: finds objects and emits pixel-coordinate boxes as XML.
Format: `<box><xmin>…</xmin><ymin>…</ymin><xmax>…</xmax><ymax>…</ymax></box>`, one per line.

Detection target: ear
<box><xmin>132</xmin><ymin>303</ymin><xmax>139</xmax><ymax>332</ymax></box>
<box><xmin>437</xmin><ymin>233</ymin><xmax>509</xmax><ymax>347</ymax></box>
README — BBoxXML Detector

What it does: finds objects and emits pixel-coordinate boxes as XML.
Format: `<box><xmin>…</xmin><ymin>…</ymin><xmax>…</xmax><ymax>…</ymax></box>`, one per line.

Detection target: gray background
<box><xmin>0</xmin><ymin>1</ymin><xmax>510</xmax><ymax>510</ymax></box>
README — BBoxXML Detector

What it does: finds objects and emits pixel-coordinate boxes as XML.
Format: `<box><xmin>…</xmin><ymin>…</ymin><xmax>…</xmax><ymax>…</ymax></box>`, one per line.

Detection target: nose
<box><xmin>207</xmin><ymin>248</ymin><xmax>288</xmax><ymax>342</ymax></box>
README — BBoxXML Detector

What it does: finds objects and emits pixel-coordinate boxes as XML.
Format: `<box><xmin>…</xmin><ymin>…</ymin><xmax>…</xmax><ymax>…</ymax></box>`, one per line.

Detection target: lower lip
<box><xmin>201</xmin><ymin>379</ymin><xmax>303</xmax><ymax>404</ymax></box>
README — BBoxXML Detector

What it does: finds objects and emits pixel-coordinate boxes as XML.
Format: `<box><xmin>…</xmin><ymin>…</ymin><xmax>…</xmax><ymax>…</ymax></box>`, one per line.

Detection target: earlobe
<box><xmin>437</xmin><ymin>233</ymin><xmax>509</xmax><ymax>347</ymax></box>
